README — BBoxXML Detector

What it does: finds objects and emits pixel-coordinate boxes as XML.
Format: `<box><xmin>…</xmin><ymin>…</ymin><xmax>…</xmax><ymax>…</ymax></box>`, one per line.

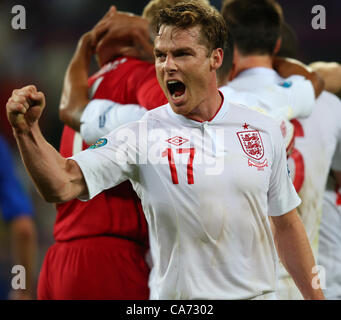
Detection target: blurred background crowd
<box><xmin>0</xmin><ymin>0</ymin><xmax>340</xmax><ymax>299</ymax></box>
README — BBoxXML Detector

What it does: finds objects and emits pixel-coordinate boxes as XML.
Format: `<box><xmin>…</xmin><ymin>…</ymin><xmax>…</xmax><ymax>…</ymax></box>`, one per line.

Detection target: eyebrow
<box><xmin>154</xmin><ymin>47</ymin><xmax>196</xmax><ymax>55</ymax></box>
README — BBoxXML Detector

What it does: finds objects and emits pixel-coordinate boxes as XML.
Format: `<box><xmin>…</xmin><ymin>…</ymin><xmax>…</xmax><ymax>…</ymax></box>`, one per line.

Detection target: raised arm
<box><xmin>92</xmin><ymin>10</ymin><xmax>154</xmax><ymax>67</ymax></box>
<box><xmin>59</xmin><ymin>7</ymin><xmax>153</xmax><ymax>133</ymax></box>
<box><xmin>58</xmin><ymin>32</ymin><xmax>94</xmax><ymax>132</ymax></box>
<box><xmin>270</xmin><ymin>209</ymin><xmax>325</xmax><ymax>300</ymax></box>
<box><xmin>59</xmin><ymin>7</ymin><xmax>117</xmax><ymax>131</ymax></box>
<box><xmin>6</xmin><ymin>85</ymin><xmax>87</xmax><ymax>203</ymax></box>
<box><xmin>273</xmin><ymin>57</ymin><xmax>324</xmax><ymax>98</ymax></box>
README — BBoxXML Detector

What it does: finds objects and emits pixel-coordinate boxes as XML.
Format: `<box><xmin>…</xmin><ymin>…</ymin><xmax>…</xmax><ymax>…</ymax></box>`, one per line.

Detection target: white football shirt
<box><xmin>318</xmin><ymin>140</ymin><xmax>341</xmax><ymax>300</ymax></box>
<box><xmin>287</xmin><ymin>92</ymin><xmax>341</xmax><ymax>255</ymax></box>
<box><xmin>227</xmin><ymin>67</ymin><xmax>315</xmax><ymax>120</ymax></box>
<box><xmin>71</xmin><ymin>96</ymin><xmax>301</xmax><ymax>300</ymax></box>
<box><xmin>277</xmin><ymin>91</ymin><xmax>341</xmax><ymax>299</ymax></box>
<box><xmin>318</xmin><ymin>178</ymin><xmax>341</xmax><ymax>300</ymax></box>
<box><xmin>219</xmin><ymin>86</ymin><xmax>294</xmax><ymax>149</ymax></box>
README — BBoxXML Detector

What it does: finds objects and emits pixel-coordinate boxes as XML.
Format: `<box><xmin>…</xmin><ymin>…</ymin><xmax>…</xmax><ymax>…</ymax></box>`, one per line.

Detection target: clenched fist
<box><xmin>6</xmin><ymin>85</ymin><xmax>46</xmax><ymax>134</ymax></box>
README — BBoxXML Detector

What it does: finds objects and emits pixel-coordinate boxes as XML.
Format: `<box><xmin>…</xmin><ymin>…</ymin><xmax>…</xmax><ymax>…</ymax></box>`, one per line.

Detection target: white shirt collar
<box><xmin>236</xmin><ymin>67</ymin><xmax>278</xmax><ymax>79</ymax></box>
<box><xmin>166</xmin><ymin>90</ymin><xmax>229</xmax><ymax>126</ymax></box>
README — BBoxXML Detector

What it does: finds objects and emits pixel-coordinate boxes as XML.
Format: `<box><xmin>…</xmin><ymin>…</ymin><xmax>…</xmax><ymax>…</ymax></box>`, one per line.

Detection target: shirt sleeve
<box><xmin>0</xmin><ymin>136</ymin><xmax>33</xmax><ymax>221</ymax></box>
<box><xmin>280</xmin><ymin>75</ymin><xmax>315</xmax><ymax>119</ymax></box>
<box><xmin>80</xmin><ymin>99</ymin><xmax>147</xmax><ymax>145</ymax></box>
<box><xmin>267</xmin><ymin>124</ymin><xmax>301</xmax><ymax>216</ymax></box>
<box><xmin>71</xmin><ymin>121</ymin><xmax>142</xmax><ymax>201</ymax></box>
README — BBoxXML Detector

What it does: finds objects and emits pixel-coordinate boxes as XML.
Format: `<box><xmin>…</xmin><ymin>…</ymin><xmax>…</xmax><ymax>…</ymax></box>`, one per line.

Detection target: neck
<box><xmin>187</xmin><ymin>87</ymin><xmax>222</xmax><ymax>122</ymax></box>
<box><xmin>234</xmin><ymin>54</ymin><xmax>273</xmax><ymax>78</ymax></box>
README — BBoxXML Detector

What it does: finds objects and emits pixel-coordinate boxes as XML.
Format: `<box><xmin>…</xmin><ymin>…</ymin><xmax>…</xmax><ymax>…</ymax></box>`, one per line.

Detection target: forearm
<box><xmin>309</xmin><ymin>61</ymin><xmax>341</xmax><ymax>94</ymax></box>
<box><xmin>10</xmin><ymin>216</ymin><xmax>37</xmax><ymax>298</ymax></box>
<box><xmin>13</xmin><ymin>123</ymin><xmax>85</xmax><ymax>202</ymax></box>
<box><xmin>59</xmin><ymin>38</ymin><xmax>92</xmax><ymax>132</ymax></box>
<box><xmin>274</xmin><ymin>57</ymin><xmax>324</xmax><ymax>97</ymax></box>
<box><xmin>271</xmin><ymin>211</ymin><xmax>325</xmax><ymax>299</ymax></box>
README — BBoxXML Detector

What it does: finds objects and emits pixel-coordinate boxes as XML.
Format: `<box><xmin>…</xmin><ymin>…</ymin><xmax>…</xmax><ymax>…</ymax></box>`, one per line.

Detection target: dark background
<box><xmin>0</xmin><ymin>0</ymin><xmax>339</xmax><ymax>299</ymax></box>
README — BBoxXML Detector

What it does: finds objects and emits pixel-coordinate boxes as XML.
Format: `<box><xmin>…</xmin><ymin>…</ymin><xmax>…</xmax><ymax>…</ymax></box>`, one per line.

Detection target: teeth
<box><xmin>167</xmin><ymin>80</ymin><xmax>185</xmax><ymax>99</ymax></box>
<box><xmin>172</xmin><ymin>92</ymin><xmax>184</xmax><ymax>99</ymax></box>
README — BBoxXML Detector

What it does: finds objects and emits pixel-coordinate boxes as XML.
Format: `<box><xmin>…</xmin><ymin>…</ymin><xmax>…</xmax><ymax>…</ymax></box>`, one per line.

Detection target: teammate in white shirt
<box><xmin>6</xmin><ymin>1</ymin><xmax>324</xmax><ymax>300</ymax></box>
<box><xmin>310</xmin><ymin>59</ymin><xmax>341</xmax><ymax>301</ymax></box>
<box><xmin>283</xmin><ymin>92</ymin><xmax>341</xmax><ymax>299</ymax></box>
<box><xmin>318</xmin><ymin>164</ymin><xmax>341</xmax><ymax>299</ymax></box>
<box><xmin>220</xmin><ymin>0</ymin><xmax>341</xmax><ymax>299</ymax></box>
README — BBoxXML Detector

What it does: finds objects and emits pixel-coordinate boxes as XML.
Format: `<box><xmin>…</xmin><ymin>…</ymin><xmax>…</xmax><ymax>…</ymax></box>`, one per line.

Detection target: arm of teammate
<box><xmin>9</xmin><ymin>216</ymin><xmax>37</xmax><ymax>300</ymax></box>
<box><xmin>58</xmin><ymin>31</ymin><xmax>94</xmax><ymax>132</ymax></box>
<box><xmin>273</xmin><ymin>57</ymin><xmax>324</xmax><ymax>98</ymax></box>
<box><xmin>309</xmin><ymin>61</ymin><xmax>341</xmax><ymax>94</ymax></box>
<box><xmin>80</xmin><ymin>99</ymin><xmax>147</xmax><ymax>145</ymax></box>
<box><xmin>59</xmin><ymin>7</ymin><xmax>119</xmax><ymax>131</ymax></box>
<box><xmin>7</xmin><ymin>85</ymin><xmax>88</xmax><ymax>203</ymax></box>
<box><xmin>270</xmin><ymin>210</ymin><xmax>325</xmax><ymax>299</ymax></box>
<box><xmin>92</xmin><ymin>9</ymin><xmax>154</xmax><ymax>67</ymax></box>
<box><xmin>59</xmin><ymin>7</ymin><xmax>152</xmax><ymax>133</ymax></box>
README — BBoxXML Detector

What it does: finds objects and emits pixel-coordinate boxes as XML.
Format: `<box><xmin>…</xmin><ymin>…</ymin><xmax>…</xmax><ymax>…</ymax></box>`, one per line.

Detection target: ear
<box><xmin>210</xmin><ymin>48</ymin><xmax>224</xmax><ymax>71</ymax></box>
<box><xmin>273</xmin><ymin>38</ymin><xmax>282</xmax><ymax>55</ymax></box>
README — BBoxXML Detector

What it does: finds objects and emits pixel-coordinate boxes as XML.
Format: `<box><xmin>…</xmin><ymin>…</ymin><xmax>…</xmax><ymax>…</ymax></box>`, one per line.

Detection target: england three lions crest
<box><xmin>237</xmin><ymin>130</ymin><xmax>264</xmax><ymax>161</ymax></box>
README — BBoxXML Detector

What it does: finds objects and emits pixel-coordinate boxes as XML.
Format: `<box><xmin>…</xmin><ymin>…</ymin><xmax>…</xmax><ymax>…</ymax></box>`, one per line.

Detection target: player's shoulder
<box><xmin>220</xmin><ymin>85</ymin><xmax>263</xmax><ymax>108</ymax></box>
<box><xmin>281</xmin><ymin>74</ymin><xmax>306</xmax><ymax>84</ymax></box>
<box><xmin>228</xmin><ymin>102</ymin><xmax>282</xmax><ymax>139</ymax></box>
<box><xmin>140</xmin><ymin>104</ymin><xmax>169</xmax><ymax>120</ymax></box>
<box><xmin>229</xmin><ymin>101</ymin><xmax>279</xmax><ymax>126</ymax></box>
<box><xmin>112</xmin><ymin>104</ymin><xmax>169</xmax><ymax>133</ymax></box>
<box><xmin>317</xmin><ymin>90</ymin><xmax>341</xmax><ymax>106</ymax></box>
<box><xmin>315</xmin><ymin>91</ymin><xmax>341</xmax><ymax>122</ymax></box>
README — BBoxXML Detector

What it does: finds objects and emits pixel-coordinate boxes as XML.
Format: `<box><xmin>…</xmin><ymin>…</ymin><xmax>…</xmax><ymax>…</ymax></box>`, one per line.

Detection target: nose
<box><xmin>164</xmin><ymin>55</ymin><xmax>177</xmax><ymax>73</ymax></box>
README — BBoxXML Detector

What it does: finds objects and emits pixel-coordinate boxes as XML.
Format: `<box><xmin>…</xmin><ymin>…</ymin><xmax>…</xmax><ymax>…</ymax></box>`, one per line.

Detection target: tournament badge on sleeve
<box><xmin>88</xmin><ymin>138</ymin><xmax>108</xmax><ymax>149</ymax></box>
<box><xmin>237</xmin><ymin>123</ymin><xmax>268</xmax><ymax>170</ymax></box>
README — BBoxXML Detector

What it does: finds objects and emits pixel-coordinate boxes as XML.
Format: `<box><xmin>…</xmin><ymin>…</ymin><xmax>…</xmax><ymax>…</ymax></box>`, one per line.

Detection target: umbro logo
<box><xmin>166</xmin><ymin>136</ymin><xmax>189</xmax><ymax>146</ymax></box>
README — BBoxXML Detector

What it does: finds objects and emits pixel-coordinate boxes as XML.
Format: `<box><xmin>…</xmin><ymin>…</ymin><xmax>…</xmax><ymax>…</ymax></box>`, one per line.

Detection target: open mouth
<box><xmin>167</xmin><ymin>80</ymin><xmax>186</xmax><ymax>100</ymax></box>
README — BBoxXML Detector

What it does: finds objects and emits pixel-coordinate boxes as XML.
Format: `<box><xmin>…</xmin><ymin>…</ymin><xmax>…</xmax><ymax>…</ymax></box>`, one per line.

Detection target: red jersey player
<box><xmin>37</xmin><ymin>7</ymin><xmax>167</xmax><ymax>300</ymax></box>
